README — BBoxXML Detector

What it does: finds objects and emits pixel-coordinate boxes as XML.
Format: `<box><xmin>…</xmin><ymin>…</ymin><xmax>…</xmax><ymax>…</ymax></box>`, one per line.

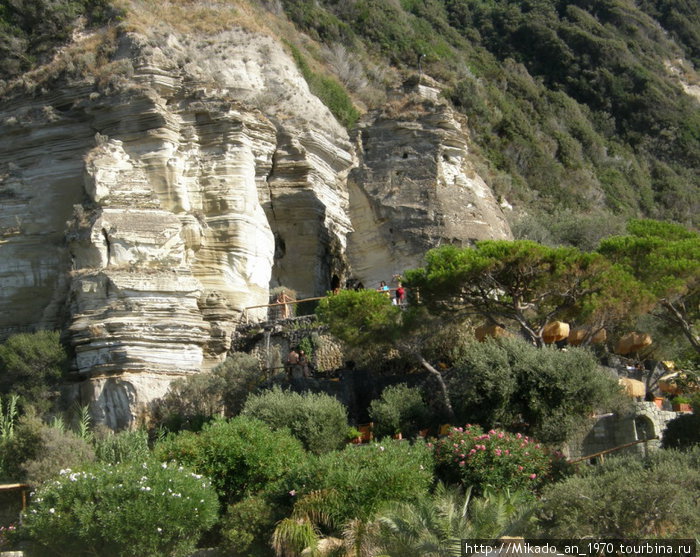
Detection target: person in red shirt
<box><xmin>395</xmin><ymin>282</ymin><xmax>406</xmax><ymax>306</ymax></box>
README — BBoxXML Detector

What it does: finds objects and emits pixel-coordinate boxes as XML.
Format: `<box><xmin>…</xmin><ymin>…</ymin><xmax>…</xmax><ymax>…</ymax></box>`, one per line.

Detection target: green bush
<box><xmin>448</xmin><ymin>337</ymin><xmax>626</xmax><ymax>444</ymax></box>
<box><xmin>537</xmin><ymin>448</ymin><xmax>700</xmax><ymax>538</ymax></box>
<box><xmin>368</xmin><ymin>383</ymin><xmax>430</xmax><ymax>438</ymax></box>
<box><xmin>241</xmin><ymin>386</ymin><xmax>348</xmax><ymax>454</ymax></box>
<box><xmin>0</xmin><ymin>415</ymin><xmax>95</xmax><ymax>484</ymax></box>
<box><xmin>214</xmin><ymin>352</ymin><xmax>266</xmax><ymax>416</ymax></box>
<box><xmin>152</xmin><ymin>352</ymin><xmax>263</xmax><ymax>430</ymax></box>
<box><xmin>154</xmin><ymin>416</ymin><xmax>307</xmax><ymax>503</ymax></box>
<box><xmin>152</xmin><ymin>372</ymin><xmax>225</xmax><ymax>432</ymax></box>
<box><xmin>220</xmin><ymin>495</ymin><xmax>281</xmax><ymax>557</ymax></box>
<box><xmin>661</xmin><ymin>412</ymin><xmax>700</xmax><ymax>450</ymax></box>
<box><xmin>0</xmin><ymin>331</ymin><xmax>69</xmax><ymax>414</ymax></box>
<box><xmin>94</xmin><ymin>429</ymin><xmax>151</xmax><ymax>464</ymax></box>
<box><xmin>17</xmin><ymin>460</ymin><xmax>219</xmax><ymax>557</ymax></box>
<box><xmin>432</xmin><ymin>425</ymin><xmax>556</xmax><ymax>496</ymax></box>
<box><xmin>0</xmin><ymin>394</ymin><xmax>20</xmax><ymax>479</ymax></box>
<box><xmin>0</xmin><ymin>414</ymin><xmax>43</xmax><ymax>481</ymax></box>
<box><xmin>21</xmin><ymin>425</ymin><xmax>95</xmax><ymax>485</ymax></box>
<box><xmin>285</xmin><ymin>439</ymin><xmax>434</xmax><ymax>526</ymax></box>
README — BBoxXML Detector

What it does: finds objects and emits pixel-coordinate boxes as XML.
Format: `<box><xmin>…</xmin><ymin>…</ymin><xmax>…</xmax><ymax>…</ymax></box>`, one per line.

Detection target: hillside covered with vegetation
<box><xmin>1</xmin><ymin>0</ymin><xmax>699</xmax><ymax>242</ymax></box>
<box><xmin>1</xmin><ymin>1</ymin><xmax>700</xmax><ymax>554</ymax></box>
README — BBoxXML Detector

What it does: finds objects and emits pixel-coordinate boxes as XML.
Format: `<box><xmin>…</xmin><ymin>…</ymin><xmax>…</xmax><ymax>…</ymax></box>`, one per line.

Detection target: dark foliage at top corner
<box><xmin>0</xmin><ymin>0</ymin><xmax>118</xmax><ymax>82</ymax></box>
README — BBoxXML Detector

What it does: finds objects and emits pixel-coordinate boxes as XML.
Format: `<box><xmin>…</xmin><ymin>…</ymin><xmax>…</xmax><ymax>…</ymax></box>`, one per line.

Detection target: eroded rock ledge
<box><xmin>0</xmin><ymin>29</ymin><xmax>509</xmax><ymax>428</ymax></box>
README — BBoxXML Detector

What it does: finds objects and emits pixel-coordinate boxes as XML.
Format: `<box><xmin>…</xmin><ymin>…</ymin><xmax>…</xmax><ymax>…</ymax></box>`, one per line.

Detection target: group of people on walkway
<box><xmin>271</xmin><ymin>276</ymin><xmax>408</xmax><ymax>323</ymax></box>
<box><xmin>377</xmin><ymin>280</ymin><xmax>407</xmax><ymax>307</ymax></box>
<box><xmin>285</xmin><ymin>346</ymin><xmax>311</xmax><ymax>380</ymax></box>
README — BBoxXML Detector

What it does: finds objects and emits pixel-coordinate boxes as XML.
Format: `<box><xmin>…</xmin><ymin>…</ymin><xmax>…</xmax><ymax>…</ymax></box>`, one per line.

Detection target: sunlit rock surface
<box><xmin>0</xmin><ymin>29</ymin><xmax>509</xmax><ymax>428</ymax></box>
<box><xmin>347</xmin><ymin>78</ymin><xmax>512</xmax><ymax>289</ymax></box>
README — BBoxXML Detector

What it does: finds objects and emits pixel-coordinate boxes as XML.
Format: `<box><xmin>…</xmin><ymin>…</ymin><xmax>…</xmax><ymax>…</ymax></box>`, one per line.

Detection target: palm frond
<box><xmin>272</xmin><ymin>517</ymin><xmax>320</xmax><ymax>557</ymax></box>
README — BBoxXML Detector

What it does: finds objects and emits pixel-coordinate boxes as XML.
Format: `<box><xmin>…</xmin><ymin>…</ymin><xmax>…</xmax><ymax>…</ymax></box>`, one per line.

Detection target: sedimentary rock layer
<box><xmin>0</xmin><ymin>26</ymin><xmax>510</xmax><ymax>428</ymax></box>
<box><xmin>347</xmin><ymin>79</ymin><xmax>512</xmax><ymax>288</ymax></box>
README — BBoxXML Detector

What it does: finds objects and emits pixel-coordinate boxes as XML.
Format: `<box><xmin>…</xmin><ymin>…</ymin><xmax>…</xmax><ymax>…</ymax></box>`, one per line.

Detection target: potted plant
<box><xmin>346</xmin><ymin>427</ymin><xmax>363</xmax><ymax>444</ymax></box>
<box><xmin>671</xmin><ymin>395</ymin><xmax>692</xmax><ymax>412</ymax></box>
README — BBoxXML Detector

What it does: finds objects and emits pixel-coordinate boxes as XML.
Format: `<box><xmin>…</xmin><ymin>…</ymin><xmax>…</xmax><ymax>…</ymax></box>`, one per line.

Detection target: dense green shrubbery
<box><xmin>661</xmin><ymin>411</ymin><xmax>700</xmax><ymax>450</ymax></box>
<box><xmin>94</xmin><ymin>428</ymin><xmax>151</xmax><ymax>464</ymax></box>
<box><xmin>214</xmin><ymin>437</ymin><xmax>433</xmax><ymax>552</ymax></box>
<box><xmin>432</xmin><ymin>425</ymin><xmax>556</xmax><ymax>496</ymax></box>
<box><xmin>277</xmin><ymin>0</ymin><xmax>699</xmax><ymax>227</ymax></box>
<box><xmin>154</xmin><ymin>416</ymin><xmax>307</xmax><ymax>503</ymax></box>
<box><xmin>152</xmin><ymin>352</ymin><xmax>263</xmax><ymax>431</ymax></box>
<box><xmin>241</xmin><ymin>386</ymin><xmax>348</xmax><ymax>454</ymax></box>
<box><xmin>0</xmin><ymin>415</ymin><xmax>94</xmax><ymax>483</ymax></box>
<box><xmin>20</xmin><ymin>425</ymin><xmax>95</xmax><ymax>485</ymax></box>
<box><xmin>0</xmin><ymin>331</ymin><xmax>68</xmax><ymax>413</ymax></box>
<box><xmin>447</xmin><ymin>337</ymin><xmax>626</xmax><ymax>444</ymax></box>
<box><xmin>368</xmin><ymin>383</ymin><xmax>430</xmax><ymax>438</ymax></box>
<box><xmin>285</xmin><ymin>439</ymin><xmax>434</xmax><ymax>525</ymax></box>
<box><xmin>220</xmin><ymin>495</ymin><xmax>281</xmax><ymax>557</ymax></box>
<box><xmin>537</xmin><ymin>448</ymin><xmax>700</xmax><ymax>538</ymax></box>
<box><xmin>0</xmin><ymin>411</ymin><xmax>98</xmax><ymax>484</ymax></box>
<box><xmin>0</xmin><ymin>0</ymin><xmax>116</xmax><ymax>81</ymax></box>
<box><xmin>17</xmin><ymin>460</ymin><xmax>219</xmax><ymax>557</ymax></box>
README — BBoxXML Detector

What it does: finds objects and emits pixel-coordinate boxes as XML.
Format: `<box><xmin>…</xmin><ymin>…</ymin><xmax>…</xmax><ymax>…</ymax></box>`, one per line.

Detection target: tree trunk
<box><xmin>661</xmin><ymin>300</ymin><xmax>700</xmax><ymax>354</ymax></box>
<box><xmin>415</xmin><ymin>352</ymin><xmax>455</xmax><ymax>422</ymax></box>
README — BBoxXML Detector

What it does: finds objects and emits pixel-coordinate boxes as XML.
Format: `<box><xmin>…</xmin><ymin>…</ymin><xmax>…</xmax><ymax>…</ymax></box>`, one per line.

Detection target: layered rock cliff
<box><xmin>0</xmin><ymin>26</ymin><xmax>510</xmax><ymax>427</ymax></box>
<box><xmin>348</xmin><ymin>77</ymin><xmax>512</xmax><ymax>288</ymax></box>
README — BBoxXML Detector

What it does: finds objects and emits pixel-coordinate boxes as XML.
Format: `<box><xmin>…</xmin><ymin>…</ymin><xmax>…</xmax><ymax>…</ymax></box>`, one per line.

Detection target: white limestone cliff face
<box><xmin>0</xmin><ymin>27</ymin><xmax>509</xmax><ymax>428</ymax></box>
<box><xmin>1</xmin><ymin>27</ymin><xmax>355</xmax><ymax>428</ymax></box>
<box><xmin>347</xmin><ymin>78</ymin><xmax>512</xmax><ymax>288</ymax></box>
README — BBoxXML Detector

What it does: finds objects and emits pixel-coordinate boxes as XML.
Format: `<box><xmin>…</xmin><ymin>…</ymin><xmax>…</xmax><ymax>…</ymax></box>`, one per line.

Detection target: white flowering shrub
<box><xmin>18</xmin><ymin>461</ymin><xmax>219</xmax><ymax>557</ymax></box>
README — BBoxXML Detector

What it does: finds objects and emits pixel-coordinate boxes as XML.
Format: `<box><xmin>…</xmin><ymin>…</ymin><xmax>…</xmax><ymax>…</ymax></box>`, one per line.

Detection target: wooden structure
<box><xmin>0</xmin><ymin>483</ymin><xmax>30</xmax><ymax>517</ymax></box>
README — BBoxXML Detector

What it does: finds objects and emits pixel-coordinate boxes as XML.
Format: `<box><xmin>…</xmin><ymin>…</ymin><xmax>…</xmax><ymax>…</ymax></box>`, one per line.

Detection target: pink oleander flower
<box><xmin>516</xmin><ymin>433</ymin><xmax>522</xmax><ymax>439</ymax></box>
<box><xmin>494</xmin><ymin>449</ymin><xmax>502</xmax><ymax>456</ymax></box>
<box><xmin>498</xmin><ymin>432</ymin><xmax>505</xmax><ymax>439</ymax></box>
<box><xmin>518</xmin><ymin>465</ymin><xmax>524</xmax><ymax>471</ymax></box>
<box><xmin>530</xmin><ymin>473</ymin><xmax>537</xmax><ymax>479</ymax></box>
<box><xmin>459</xmin><ymin>461</ymin><xmax>465</xmax><ymax>467</ymax></box>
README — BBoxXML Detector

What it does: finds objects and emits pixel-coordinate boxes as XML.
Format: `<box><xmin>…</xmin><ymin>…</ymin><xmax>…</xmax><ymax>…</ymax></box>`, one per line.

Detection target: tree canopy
<box><xmin>598</xmin><ymin>219</ymin><xmax>700</xmax><ymax>353</ymax></box>
<box><xmin>316</xmin><ymin>289</ymin><xmax>455</xmax><ymax>419</ymax></box>
<box><xmin>404</xmin><ymin>240</ymin><xmax>645</xmax><ymax>346</ymax></box>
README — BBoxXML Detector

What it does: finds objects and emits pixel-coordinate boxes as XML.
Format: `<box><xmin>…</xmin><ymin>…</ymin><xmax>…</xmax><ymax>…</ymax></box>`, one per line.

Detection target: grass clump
<box><xmin>287</xmin><ymin>42</ymin><xmax>360</xmax><ymax>129</ymax></box>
